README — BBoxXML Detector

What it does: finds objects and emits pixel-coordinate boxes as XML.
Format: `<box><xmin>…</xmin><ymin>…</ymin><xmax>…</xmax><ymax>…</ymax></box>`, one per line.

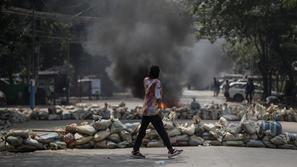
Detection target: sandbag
<box><xmin>125</xmin><ymin>123</ymin><xmax>140</xmax><ymax>134</ymax></box>
<box><xmin>262</xmin><ymin>136</ymin><xmax>276</xmax><ymax>148</ymax></box>
<box><xmin>258</xmin><ymin>121</ymin><xmax>282</xmax><ymax>137</ymax></box>
<box><xmin>189</xmin><ymin>136</ymin><xmax>204</xmax><ymax>146</ymax></box>
<box><xmin>15</xmin><ymin>144</ymin><xmax>38</xmax><ymax>152</ymax></box>
<box><xmin>246</xmin><ymin>140</ymin><xmax>265</xmax><ymax>147</ymax></box>
<box><xmin>117</xmin><ymin>141</ymin><xmax>130</xmax><ymax>148</ymax></box>
<box><xmin>7</xmin><ymin>130</ymin><xmax>30</xmax><ymax>138</ymax></box>
<box><xmin>222</xmin><ymin>114</ymin><xmax>240</xmax><ymax>121</ymax></box>
<box><xmin>76</xmin><ymin>125</ymin><xmax>96</xmax><ymax>136</ymax></box>
<box><xmin>180</xmin><ymin>124</ymin><xmax>195</xmax><ymax>136</ymax></box>
<box><xmin>223</xmin><ymin>141</ymin><xmax>245</xmax><ymax>147</ymax></box>
<box><xmin>23</xmin><ymin>138</ymin><xmax>44</xmax><ymax>149</ymax></box>
<box><xmin>203</xmin><ymin>124</ymin><xmax>216</xmax><ymax>131</ymax></box>
<box><xmin>49</xmin><ymin>141</ymin><xmax>67</xmax><ymax>150</ymax></box>
<box><xmin>208</xmin><ymin>140</ymin><xmax>222</xmax><ymax>146</ymax></box>
<box><xmin>285</xmin><ymin>133</ymin><xmax>297</xmax><ymax>144</ymax></box>
<box><xmin>63</xmin><ymin>133</ymin><xmax>75</xmax><ymax>145</ymax></box>
<box><xmin>175</xmin><ymin>135</ymin><xmax>189</xmax><ymax>142</ymax></box>
<box><xmin>270</xmin><ymin>134</ymin><xmax>287</xmax><ymax>145</ymax></box>
<box><xmin>110</xmin><ymin>119</ymin><xmax>126</xmax><ymax>133</ymax></box>
<box><xmin>95</xmin><ymin>140</ymin><xmax>107</xmax><ymax>148</ymax></box>
<box><xmin>247</xmin><ymin>134</ymin><xmax>258</xmax><ymax>140</ymax></box>
<box><xmin>145</xmin><ymin>129</ymin><xmax>158</xmax><ymax>139</ymax></box>
<box><xmin>147</xmin><ymin>141</ymin><xmax>163</xmax><ymax>147</ymax></box>
<box><xmin>108</xmin><ymin>134</ymin><xmax>121</xmax><ymax>143</ymax></box>
<box><xmin>223</xmin><ymin>132</ymin><xmax>244</xmax><ymax>141</ymax></box>
<box><xmin>93</xmin><ymin>119</ymin><xmax>112</xmax><ymax>131</ymax></box>
<box><xmin>263</xmin><ymin>140</ymin><xmax>276</xmax><ymax>148</ymax></box>
<box><xmin>75</xmin><ymin>142</ymin><xmax>95</xmax><ymax>149</ymax></box>
<box><xmin>35</xmin><ymin>132</ymin><xmax>60</xmax><ymax>144</ymax></box>
<box><xmin>55</xmin><ymin>106</ymin><xmax>63</xmax><ymax>115</ymax></box>
<box><xmin>192</xmin><ymin>115</ymin><xmax>201</xmax><ymax>125</ymax></box>
<box><xmin>38</xmin><ymin>109</ymin><xmax>49</xmax><ymax>120</ymax></box>
<box><xmin>65</xmin><ymin>123</ymin><xmax>78</xmax><ymax>133</ymax></box>
<box><xmin>76</xmin><ymin>136</ymin><xmax>93</xmax><ymax>145</ymax></box>
<box><xmin>107</xmin><ymin>141</ymin><xmax>117</xmax><ymax>149</ymax></box>
<box><xmin>176</xmin><ymin>141</ymin><xmax>189</xmax><ymax>146</ymax></box>
<box><xmin>169</xmin><ymin>137</ymin><xmax>177</xmax><ymax>145</ymax></box>
<box><xmin>62</xmin><ymin>111</ymin><xmax>72</xmax><ymax>120</ymax></box>
<box><xmin>168</xmin><ymin>128</ymin><xmax>181</xmax><ymax>137</ymax></box>
<box><xmin>6</xmin><ymin>136</ymin><xmax>23</xmax><ymax>146</ymax></box>
<box><xmin>163</xmin><ymin>121</ymin><xmax>174</xmax><ymax>130</ymax></box>
<box><xmin>48</xmin><ymin>114</ymin><xmax>61</xmax><ymax>120</ymax></box>
<box><xmin>94</xmin><ymin>129</ymin><xmax>111</xmax><ymax>142</ymax></box>
<box><xmin>119</xmin><ymin>131</ymin><xmax>132</xmax><ymax>143</ymax></box>
<box><xmin>74</xmin><ymin>133</ymin><xmax>83</xmax><ymax>140</ymax></box>
<box><xmin>242</xmin><ymin>121</ymin><xmax>257</xmax><ymax>134</ymax></box>
<box><xmin>218</xmin><ymin>117</ymin><xmax>228</xmax><ymax>127</ymax></box>
<box><xmin>227</xmin><ymin>123</ymin><xmax>242</xmax><ymax>134</ymax></box>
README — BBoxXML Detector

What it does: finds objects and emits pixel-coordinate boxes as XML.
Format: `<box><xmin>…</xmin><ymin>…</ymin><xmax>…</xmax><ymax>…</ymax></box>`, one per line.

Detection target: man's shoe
<box><xmin>168</xmin><ymin>149</ymin><xmax>183</xmax><ymax>158</ymax></box>
<box><xmin>131</xmin><ymin>151</ymin><xmax>145</xmax><ymax>159</ymax></box>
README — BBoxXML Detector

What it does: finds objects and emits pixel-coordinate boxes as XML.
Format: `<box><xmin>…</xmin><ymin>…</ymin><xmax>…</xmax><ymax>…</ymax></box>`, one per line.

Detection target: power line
<box><xmin>1</xmin><ymin>6</ymin><xmax>99</xmax><ymax>23</ymax></box>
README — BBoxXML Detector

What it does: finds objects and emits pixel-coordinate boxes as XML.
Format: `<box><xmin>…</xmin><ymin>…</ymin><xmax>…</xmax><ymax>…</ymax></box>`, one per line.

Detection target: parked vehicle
<box><xmin>224</xmin><ymin>81</ymin><xmax>283</xmax><ymax>102</ymax></box>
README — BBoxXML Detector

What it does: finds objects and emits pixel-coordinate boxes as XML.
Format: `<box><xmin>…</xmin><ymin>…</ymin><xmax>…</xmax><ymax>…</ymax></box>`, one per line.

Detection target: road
<box><xmin>74</xmin><ymin>90</ymin><xmax>225</xmax><ymax>109</ymax></box>
<box><xmin>1</xmin><ymin>146</ymin><xmax>297</xmax><ymax>167</ymax></box>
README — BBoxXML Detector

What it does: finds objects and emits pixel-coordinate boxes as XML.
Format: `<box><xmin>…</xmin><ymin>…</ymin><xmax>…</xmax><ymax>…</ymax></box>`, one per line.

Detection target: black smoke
<box><xmin>84</xmin><ymin>0</ymin><xmax>194</xmax><ymax>104</ymax></box>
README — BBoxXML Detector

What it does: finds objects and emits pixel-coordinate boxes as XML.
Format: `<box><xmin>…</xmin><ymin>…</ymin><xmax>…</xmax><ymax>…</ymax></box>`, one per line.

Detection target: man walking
<box><xmin>131</xmin><ymin>65</ymin><xmax>183</xmax><ymax>159</ymax></box>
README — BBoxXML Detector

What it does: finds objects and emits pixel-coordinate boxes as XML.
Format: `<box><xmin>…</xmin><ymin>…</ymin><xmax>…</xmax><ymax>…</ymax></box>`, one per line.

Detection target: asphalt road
<box><xmin>1</xmin><ymin>146</ymin><xmax>297</xmax><ymax>167</ymax></box>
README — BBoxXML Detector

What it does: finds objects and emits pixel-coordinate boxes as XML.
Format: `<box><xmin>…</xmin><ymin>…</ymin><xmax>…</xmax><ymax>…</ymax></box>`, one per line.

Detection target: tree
<box><xmin>0</xmin><ymin>0</ymin><xmax>72</xmax><ymax>83</ymax></box>
<box><xmin>192</xmin><ymin>0</ymin><xmax>297</xmax><ymax>99</ymax></box>
<box><xmin>0</xmin><ymin>1</ymin><xmax>32</xmax><ymax>83</ymax></box>
<box><xmin>223</xmin><ymin>41</ymin><xmax>259</xmax><ymax>75</ymax></box>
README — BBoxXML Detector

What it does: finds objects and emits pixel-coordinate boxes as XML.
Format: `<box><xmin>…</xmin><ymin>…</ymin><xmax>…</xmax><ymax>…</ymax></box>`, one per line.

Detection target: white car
<box><xmin>227</xmin><ymin>82</ymin><xmax>263</xmax><ymax>102</ymax></box>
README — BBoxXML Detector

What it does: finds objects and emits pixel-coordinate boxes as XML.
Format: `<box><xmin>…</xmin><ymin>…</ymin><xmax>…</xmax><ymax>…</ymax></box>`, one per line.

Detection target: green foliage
<box><xmin>191</xmin><ymin>0</ymin><xmax>297</xmax><ymax>97</ymax></box>
<box><xmin>0</xmin><ymin>1</ymin><xmax>72</xmax><ymax>83</ymax></box>
<box><xmin>223</xmin><ymin>41</ymin><xmax>259</xmax><ymax>74</ymax></box>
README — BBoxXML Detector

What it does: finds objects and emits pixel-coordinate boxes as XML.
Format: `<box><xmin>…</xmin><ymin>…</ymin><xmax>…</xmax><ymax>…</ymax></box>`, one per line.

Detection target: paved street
<box><xmin>1</xmin><ymin>146</ymin><xmax>297</xmax><ymax>167</ymax></box>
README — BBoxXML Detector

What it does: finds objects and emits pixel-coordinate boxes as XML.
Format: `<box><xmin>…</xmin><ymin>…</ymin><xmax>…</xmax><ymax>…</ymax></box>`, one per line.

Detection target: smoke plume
<box><xmin>84</xmin><ymin>0</ymin><xmax>194</xmax><ymax>104</ymax></box>
<box><xmin>186</xmin><ymin>39</ymin><xmax>233</xmax><ymax>89</ymax></box>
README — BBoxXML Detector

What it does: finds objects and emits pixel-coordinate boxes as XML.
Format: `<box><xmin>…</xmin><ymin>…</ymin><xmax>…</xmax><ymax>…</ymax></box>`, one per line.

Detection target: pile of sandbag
<box><xmin>31</xmin><ymin>103</ymin><xmax>110</xmax><ymax>120</ymax></box>
<box><xmin>199</xmin><ymin>104</ymin><xmax>222</xmax><ymax>120</ymax></box>
<box><xmin>0</xmin><ymin>130</ymin><xmax>47</xmax><ymax>152</ymax></box>
<box><xmin>0</xmin><ymin>118</ymin><xmax>137</xmax><ymax>152</ymax></box>
<box><xmin>247</xmin><ymin>103</ymin><xmax>297</xmax><ymax>122</ymax></box>
<box><xmin>0</xmin><ymin>108</ymin><xmax>31</xmax><ymax>130</ymax></box>
<box><xmin>126</xmin><ymin>106</ymin><xmax>142</xmax><ymax>120</ymax></box>
<box><xmin>2</xmin><ymin>111</ymin><xmax>297</xmax><ymax>153</ymax></box>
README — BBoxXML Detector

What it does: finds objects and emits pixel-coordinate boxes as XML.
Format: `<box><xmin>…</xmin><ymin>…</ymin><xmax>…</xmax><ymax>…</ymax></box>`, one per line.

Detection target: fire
<box><xmin>160</xmin><ymin>102</ymin><xmax>167</xmax><ymax>110</ymax></box>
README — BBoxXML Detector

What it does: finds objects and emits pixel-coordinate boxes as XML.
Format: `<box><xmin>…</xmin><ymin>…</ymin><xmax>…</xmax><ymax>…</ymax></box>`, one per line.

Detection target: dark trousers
<box><xmin>133</xmin><ymin>115</ymin><xmax>173</xmax><ymax>152</ymax></box>
<box><xmin>246</xmin><ymin>92</ymin><xmax>253</xmax><ymax>103</ymax></box>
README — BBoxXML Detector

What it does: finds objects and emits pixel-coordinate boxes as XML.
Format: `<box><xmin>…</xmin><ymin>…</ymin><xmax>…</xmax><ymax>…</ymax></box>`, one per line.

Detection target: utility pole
<box><xmin>66</xmin><ymin>39</ymin><xmax>70</xmax><ymax>104</ymax></box>
<box><xmin>30</xmin><ymin>0</ymin><xmax>36</xmax><ymax>110</ymax></box>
